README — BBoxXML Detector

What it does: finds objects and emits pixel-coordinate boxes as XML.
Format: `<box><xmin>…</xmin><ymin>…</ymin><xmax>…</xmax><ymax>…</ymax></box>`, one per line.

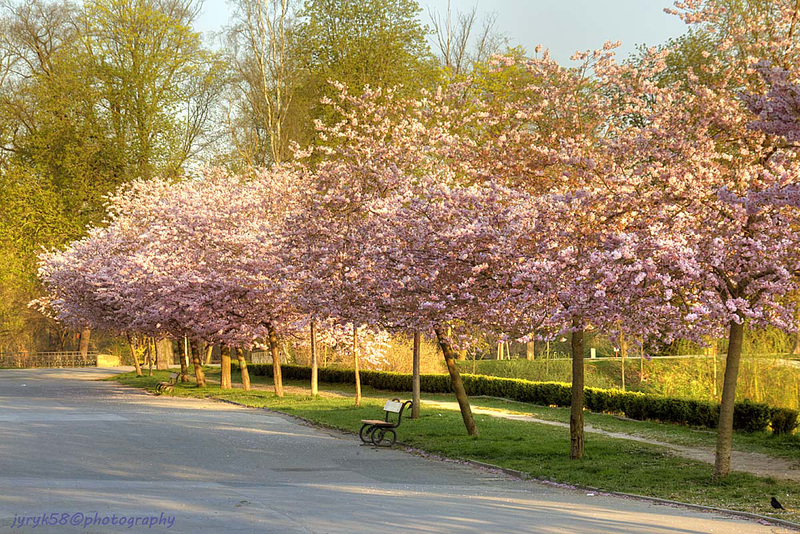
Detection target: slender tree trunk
<box><xmin>267</xmin><ymin>323</ymin><xmax>284</xmax><ymax>397</ymax></box>
<box><xmin>236</xmin><ymin>348</ymin><xmax>251</xmax><ymax>390</ymax></box>
<box><xmin>220</xmin><ymin>346</ymin><xmax>232</xmax><ymax>389</ymax></box>
<box><xmin>620</xmin><ymin>332</ymin><xmax>627</xmax><ymax>392</ymax></box>
<box><xmin>571</xmin><ymin>320</ymin><xmax>585</xmax><ymax>459</ymax></box>
<box><xmin>153</xmin><ymin>338</ymin><xmax>160</xmax><ymax>369</ymax></box>
<box><xmin>792</xmin><ymin>321</ymin><xmax>800</xmax><ymax>355</ymax></box>
<box><xmin>412</xmin><ymin>332</ymin><xmax>421</xmax><ymax>419</ymax></box>
<box><xmin>310</xmin><ymin>320</ymin><xmax>318</xmax><ymax>396</ymax></box>
<box><xmin>190</xmin><ymin>340</ymin><xmax>206</xmax><ymax>387</ymax></box>
<box><xmin>126</xmin><ymin>333</ymin><xmax>143</xmax><ymax>377</ymax></box>
<box><xmin>434</xmin><ymin>325</ymin><xmax>478</xmax><ymax>436</ymax></box>
<box><xmin>753</xmin><ymin>354</ymin><xmax>760</xmax><ymax>402</ymax></box>
<box><xmin>146</xmin><ymin>337</ymin><xmax>154</xmax><ymax>377</ymax></box>
<box><xmin>640</xmin><ymin>341</ymin><xmax>644</xmax><ymax>379</ymax></box>
<box><xmin>714</xmin><ymin>319</ymin><xmax>745</xmax><ymax>480</ymax></box>
<box><xmin>180</xmin><ymin>336</ymin><xmax>190</xmax><ymax>383</ymax></box>
<box><xmin>712</xmin><ymin>351</ymin><xmax>718</xmax><ymax>399</ymax></box>
<box><xmin>79</xmin><ymin>327</ymin><xmax>91</xmax><ymax>363</ymax></box>
<box><xmin>204</xmin><ymin>343</ymin><xmax>214</xmax><ymax>364</ymax></box>
<box><xmin>353</xmin><ymin>327</ymin><xmax>361</xmax><ymax>407</ymax></box>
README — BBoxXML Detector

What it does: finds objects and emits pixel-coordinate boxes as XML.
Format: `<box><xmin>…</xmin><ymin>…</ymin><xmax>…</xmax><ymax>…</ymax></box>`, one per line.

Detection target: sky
<box><xmin>195</xmin><ymin>0</ymin><xmax>689</xmax><ymax>65</ymax></box>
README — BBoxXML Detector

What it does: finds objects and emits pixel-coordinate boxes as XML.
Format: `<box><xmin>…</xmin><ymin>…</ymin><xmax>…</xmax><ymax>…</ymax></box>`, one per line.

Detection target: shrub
<box><xmin>732</xmin><ymin>399</ymin><xmax>772</xmax><ymax>433</ymax></box>
<box><xmin>240</xmin><ymin>363</ymin><xmax>795</xmax><ymax>434</ymax></box>
<box><xmin>770</xmin><ymin>408</ymin><xmax>799</xmax><ymax>435</ymax></box>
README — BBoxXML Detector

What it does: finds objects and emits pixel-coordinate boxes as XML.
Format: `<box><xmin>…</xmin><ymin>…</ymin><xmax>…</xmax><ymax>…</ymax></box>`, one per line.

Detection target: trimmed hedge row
<box><xmin>242</xmin><ymin>363</ymin><xmax>798</xmax><ymax>435</ymax></box>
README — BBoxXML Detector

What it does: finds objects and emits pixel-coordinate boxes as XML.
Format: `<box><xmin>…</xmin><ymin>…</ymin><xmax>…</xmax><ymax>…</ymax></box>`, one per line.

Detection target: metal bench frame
<box><xmin>359</xmin><ymin>398</ymin><xmax>413</xmax><ymax>447</ymax></box>
<box><xmin>156</xmin><ymin>372</ymin><xmax>179</xmax><ymax>394</ymax></box>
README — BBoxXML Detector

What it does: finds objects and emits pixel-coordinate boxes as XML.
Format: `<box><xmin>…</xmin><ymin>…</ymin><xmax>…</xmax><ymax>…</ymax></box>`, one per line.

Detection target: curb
<box><xmin>121</xmin><ymin>383</ymin><xmax>800</xmax><ymax>531</ymax></box>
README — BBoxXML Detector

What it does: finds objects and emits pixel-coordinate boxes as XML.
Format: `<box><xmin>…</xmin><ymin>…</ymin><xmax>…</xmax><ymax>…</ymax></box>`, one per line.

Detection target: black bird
<box><xmin>771</xmin><ymin>497</ymin><xmax>785</xmax><ymax>510</ymax></box>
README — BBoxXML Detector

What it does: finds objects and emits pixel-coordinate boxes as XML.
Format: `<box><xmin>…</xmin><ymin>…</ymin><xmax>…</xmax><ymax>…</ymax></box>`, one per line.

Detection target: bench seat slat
<box><xmin>360</xmin><ymin>419</ymin><xmax>393</xmax><ymax>425</ymax></box>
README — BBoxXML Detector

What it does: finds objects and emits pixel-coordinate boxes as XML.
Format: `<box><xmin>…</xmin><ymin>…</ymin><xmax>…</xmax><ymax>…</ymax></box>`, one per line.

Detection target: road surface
<box><xmin>0</xmin><ymin>369</ymin><xmax>790</xmax><ymax>533</ymax></box>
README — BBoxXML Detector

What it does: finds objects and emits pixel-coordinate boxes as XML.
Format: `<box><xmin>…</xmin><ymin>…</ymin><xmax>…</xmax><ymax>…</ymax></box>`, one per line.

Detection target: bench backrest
<box><xmin>383</xmin><ymin>400</ymin><xmax>403</xmax><ymax>413</ymax></box>
<box><xmin>169</xmin><ymin>372</ymin><xmax>179</xmax><ymax>379</ymax></box>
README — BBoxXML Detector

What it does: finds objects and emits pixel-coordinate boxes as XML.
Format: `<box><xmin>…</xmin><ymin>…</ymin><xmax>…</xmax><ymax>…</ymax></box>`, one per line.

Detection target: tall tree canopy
<box><xmin>0</xmin><ymin>0</ymin><xmax>223</xmax><ymax>351</ymax></box>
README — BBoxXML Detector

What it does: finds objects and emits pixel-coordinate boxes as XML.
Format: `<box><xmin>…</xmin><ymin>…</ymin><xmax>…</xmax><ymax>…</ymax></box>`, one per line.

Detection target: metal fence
<box><xmin>250</xmin><ymin>350</ymin><xmax>289</xmax><ymax>364</ymax></box>
<box><xmin>0</xmin><ymin>351</ymin><xmax>99</xmax><ymax>368</ymax></box>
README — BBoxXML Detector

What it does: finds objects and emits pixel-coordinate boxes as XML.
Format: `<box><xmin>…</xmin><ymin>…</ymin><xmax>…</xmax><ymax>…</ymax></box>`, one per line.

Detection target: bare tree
<box><xmin>0</xmin><ymin>0</ymin><xmax>76</xmax><ymax>155</ymax></box>
<box><xmin>0</xmin><ymin>0</ymin><xmax>75</xmax><ymax>80</ymax></box>
<box><xmin>227</xmin><ymin>0</ymin><xmax>300</xmax><ymax>166</ymax></box>
<box><xmin>429</xmin><ymin>0</ymin><xmax>505</xmax><ymax>78</ymax></box>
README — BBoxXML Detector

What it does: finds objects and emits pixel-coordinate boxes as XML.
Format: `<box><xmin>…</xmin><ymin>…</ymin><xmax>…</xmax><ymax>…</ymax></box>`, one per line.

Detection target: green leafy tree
<box><xmin>81</xmin><ymin>0</ymin><xmax>225</xmax><ymax>180</ymax></box>
<box><xmin>0</xmin><ymin>0</ymin><xmax>224</xmax><ymax>352</ymax></box>
<box><xmin>293</xmin><ymin>0</ymin><xmax>438</xmax><ymax>147</ymax></box>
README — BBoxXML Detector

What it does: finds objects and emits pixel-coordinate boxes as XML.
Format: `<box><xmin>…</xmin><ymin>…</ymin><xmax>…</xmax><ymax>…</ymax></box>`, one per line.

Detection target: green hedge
<box><xmin>241</xmin><ymin>363</ymin><xmax>798</xmax><ymax>435</ymax></box>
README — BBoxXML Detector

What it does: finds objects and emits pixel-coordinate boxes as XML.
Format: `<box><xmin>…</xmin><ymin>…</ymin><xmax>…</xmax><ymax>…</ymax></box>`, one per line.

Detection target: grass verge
<box><xmin>110</xmin><ymin>369</ymin><xmax>800</xmax><ymax>524</ymax></box>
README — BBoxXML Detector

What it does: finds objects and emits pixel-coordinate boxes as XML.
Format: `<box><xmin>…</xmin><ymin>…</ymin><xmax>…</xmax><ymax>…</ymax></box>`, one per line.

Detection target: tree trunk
<box><xmin>126</xmin><ymin>334</ymin><xmax>143</xmax><ymax>377</ymax></box>
<box><xmin>146</xmin><ymin>337</ymin><xmax>154</xmax><ymax>377</ymax></box>
<box><xmin>220</xmin><ymin>346</ymin><xmax>232</xmax><ymax>389</ymax></box>
<box><xmin>447</xmin><ymin>326</ymin><xmax>467</xmax><ymax>360</ymax></box>
<box><xmin>434</xmin><ymin>325</ymin><xmax>478</xmax><ymax>436</ymax></box>
<box><xmin>204</xmin><ymin>342</ymin><xmax>214</xmax><ymax>364</ymax></box>
<box><xmin>570</xmin><ymin>320</ymin><xmax>585</xmax><ymax>459</ymax></box>
<box><xmin>526</xmin><ymin>340</ymin><xmax>535</xmax><ymax>360</ymax></box>
<box><xmin>714</xmin><ymin>319</ymin><xmax>745</xmax><ymax>480</ymax></box>
<box><xmin>236</xmin><ymin>348</ymin><xmax>251</xmax><ymax>390</ymax></box>
<box><xmin>310</xmin><ymin>320</ymin><xmax>318</xmax><ymax>396</ymax></box>
<box><xmin>180</xmin><ymin>336</ymin><xmax>190</xmax><ymax>383</ymax></box>
<box><xmin>412</xmin><ymin>332</ymin><xmax>421</xmax><ymax>419</ymax></box>
<box><xmin>190</xmin><ymin>340</ymin><xmax>206</xmax><ymax>387</ymax></box>
<box><xmin>267</xmin><ymin>323</ymin><xmax>284</xmax><ymax>397</ymax></box>
<box><xmin>353</xmin><ymin>327</ymin><xmax>361</xmax><ymax>407</ymax></box>
<box><xmin>79</xmin><ymin>327</ymin><xmax>91</xmax><ymax>363</ymax></box>
<box><xmin>792</xmin><ymin>321</ymin><xmax>800</xmax><ymax>355</ymax></box>
<box><xmin>753</xmin><ymin>354</ymin><xmax>760</xmax><ymax>402</ymax></box>
<box><xmin>712</xmin><ymin>351</ymin><xmax>718</xmax><ymax>399</ymax></box>
<box><xmin>640</xmin><ymin>341</ymin><xmax>644</xmax><ymax>379</ymax></box>
<box><xmin>620</xmin><ymin>332</ymin><xmax>627</xmax><ymax>392</ymax></box>
<box><xmin>155</xmin><ymin>338</ymin><xmax>171</xmax><ymax>370</ymax></box>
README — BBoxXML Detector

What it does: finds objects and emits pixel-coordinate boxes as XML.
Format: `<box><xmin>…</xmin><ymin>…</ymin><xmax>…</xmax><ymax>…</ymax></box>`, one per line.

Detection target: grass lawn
<box><xmin>450</xmin><ymin>396</ymin><xmax>800</xmax><ymax>463</ymax></box>
<box><xmin>110</xmin><ymin>368</ymin><xmax>800</xmax><ymax>523</ymax></box>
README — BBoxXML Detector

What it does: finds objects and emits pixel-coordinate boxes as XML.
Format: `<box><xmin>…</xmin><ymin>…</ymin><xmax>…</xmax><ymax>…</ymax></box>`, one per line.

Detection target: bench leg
<box><xmin>370</xmin><ymin>428</ymin><xmax>396</xmax><ymax>447</ymax></box>
<box><xmin>359</xmin><ymin>424</ymin><xmax>375</xmax><ymax>444</ymax></box>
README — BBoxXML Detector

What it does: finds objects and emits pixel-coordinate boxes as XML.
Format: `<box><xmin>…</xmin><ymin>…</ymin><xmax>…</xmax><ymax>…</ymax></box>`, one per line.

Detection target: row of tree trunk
<box><xmin>118</xmin><ymin>314</ymin><xmax>780</xmax><ymax>482</ymax></box>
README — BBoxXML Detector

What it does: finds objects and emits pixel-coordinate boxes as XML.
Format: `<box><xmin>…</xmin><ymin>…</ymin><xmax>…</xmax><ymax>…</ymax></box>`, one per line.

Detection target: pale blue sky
<box><xmin>196</xmin><ymin>0</ymin><xmax>688</xmax><ymax>65</ymax></box>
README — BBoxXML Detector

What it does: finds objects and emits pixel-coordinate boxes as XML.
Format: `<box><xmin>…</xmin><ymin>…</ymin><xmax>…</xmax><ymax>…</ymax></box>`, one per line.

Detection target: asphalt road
<box><xmin>0</xmin><ymin>368</ymin><xmax>790</xmax><ymax>534</ymax></box>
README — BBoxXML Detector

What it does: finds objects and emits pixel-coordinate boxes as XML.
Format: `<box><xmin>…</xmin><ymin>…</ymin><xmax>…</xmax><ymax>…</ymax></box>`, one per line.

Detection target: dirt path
<box><xmin>424</xmin><ymin>400</ymin><xmax>800</xmax><ymax>482</ymax></box>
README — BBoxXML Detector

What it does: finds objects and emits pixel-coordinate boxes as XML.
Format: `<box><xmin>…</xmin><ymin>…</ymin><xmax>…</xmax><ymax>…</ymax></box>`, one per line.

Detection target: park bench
<box><xmin>359</xmin><ymin>398</ymin><xmax>413</xmax><ymax>447</ymax></box>
<box><xmin>156</xmin><ymin>372</ymin><xmax>179</xmax><ymax>394</ymax></box>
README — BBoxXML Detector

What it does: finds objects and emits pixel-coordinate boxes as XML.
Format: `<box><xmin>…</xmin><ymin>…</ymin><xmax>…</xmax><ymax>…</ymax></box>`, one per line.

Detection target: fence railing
<box><xmin>498</xmin><ymin>353</ymin><xmax>798</xmax><ymax>362</ymax></box>
<box><xmin>250</xmin><ymin>350</ymin><xmax>289</xmax><ymax>364</ymax></box>
<box><xmin>0</xmin><ymin>351</ymin><xmax>99</xmax><ymax>368</ymax></box>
